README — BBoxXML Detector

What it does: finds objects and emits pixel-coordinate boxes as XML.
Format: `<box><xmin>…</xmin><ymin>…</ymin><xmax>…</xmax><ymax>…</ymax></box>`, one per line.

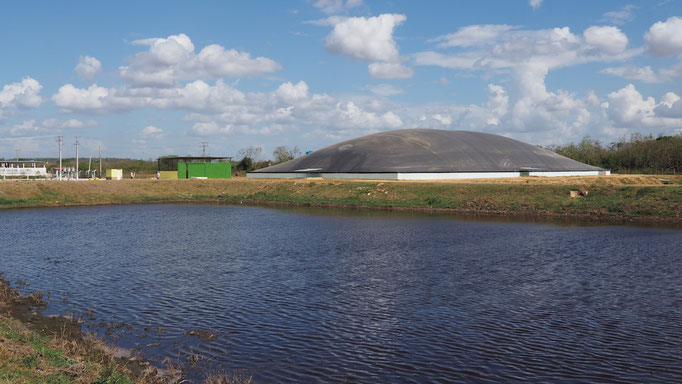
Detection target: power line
<box><xmin>0</xmin><ymin>135</ymin><xmax>57</xmax><ymax>142</ymax></box>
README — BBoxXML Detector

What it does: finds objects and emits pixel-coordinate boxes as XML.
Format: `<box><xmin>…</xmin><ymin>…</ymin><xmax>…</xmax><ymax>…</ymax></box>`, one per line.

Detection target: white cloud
<box><xmin>8</xmin><ymin>120</ymin><xmax>43</xmax><ymax>136</ymax></box>
<box><xmin>274</xmin><ymin>81</ymin><xmax>309</xmax><ymax>104</ymax></box>
<box><xmin>602</xmin><ymin>58</ymin><xmax>682</xmax><ymax>83</ymax></box>
<box><xmin>654</xmin><ymin>92</ymin><xmax>682</xmax><ymax>118</ymax></box>
<box><xmin>601</xmin><ymin>65</ymin><xmax>661</xmax><ymax>83</ymax></box>
<box><xmin>645</xmin><ymin>16</ymin><xmax>682</xmax><ymax>57</ymax></box>
<box><xmin>312</xmin><ymin>0</ymin><xmax>362</xmax><ymax>14</ymax></box>
<box><xmin>119</xmin><ymin>33</ymin><xmax>282</xmax><ymax>87</ymax></box>
<box><xmin>600</xmin><ymin>5</ymin><xmax>637</xmax><ymax>25</ymax></box>
<box><xmin>324</xmin><ymin>14</ymin><xmax>406</xmax><ymax>62</ymax></box>
<box><xmin>486</xmin><ymin>84</ymin><xmax>508</xmax><ymax>125</ymax></box>
<box><xmin>0</xmin><ymin>77</ymin><xmax>43</xmax><ymax>119</ymax></box>
<box><xmin>364</xmin><ymin>84</ymin><xmax>404</xmax><ymax>96</ymax></box>
<box><xmin>42</xmin><ymin>118</ymin><xmax>88</xmax><ymax>129</ymax></box>
<box><xmin>75</xmin><ymin>56</ymin><xmax>102</xmax><ymax>82</ymax></box>
<box><xmin>51</xmin><ymin>79</ymin><xmax>407</xmax><ymax>137</ymax></box>
<box><xmin>141</xmin><ymin>125</ymin><xmax>163</xmax><ymax>137</ymax></box>
<box><xmin>53</xmin><ymin>84</ymin><xmax>125</xmax><ymax>113</ymax></box>
<box><xmin>529</xmin><ymin>0</ymin><xmax>543</xmax><ymax>10</ymax></box>
<box><xmin>432</xmin><ymin>114</ymin><xmax>452</xmax><ymax>125</ymax></box>
<box><xmin>4</xmin><ymin>118</ymin><xmax>91</xmax><ymax>136</ymax></box>
<box><xmin>52</xmin><ymin>80</ymin><xmax>248</xmax><ymax>114</ymax></box>
<box><xmin>583</xmin><ymin>26</ymin><xmax>628</xmax><ymax>54</ymax></box>
<box><xmin>430</xmin><ymin>25</ymin><xmax>518</xmax><ymax>48</ymax></box>
<box><xmin>604</xmin><ymin>84</ymin><xmax>682</xmax><ymax>129</ymax></box>
<box><xmin>415</xmin><ymin>24</ymin><xmax>637</xmax><ymax>138</ymax></box>
<box><xmin>418</xmin><ymin>25</ymin><xmax>634</xmax><ymax>74</ymax></box>
<box><xmin>367</xmin><ymin>62</ymin><xmax>414</xmax><ymax>79</ymax></box>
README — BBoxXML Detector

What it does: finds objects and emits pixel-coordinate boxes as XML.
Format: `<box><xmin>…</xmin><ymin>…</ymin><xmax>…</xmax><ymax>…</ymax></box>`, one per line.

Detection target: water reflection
<box><xmin>0</xmin><ymin>204</ymin><xmax>681</xmax><ymax>383</ymax></box>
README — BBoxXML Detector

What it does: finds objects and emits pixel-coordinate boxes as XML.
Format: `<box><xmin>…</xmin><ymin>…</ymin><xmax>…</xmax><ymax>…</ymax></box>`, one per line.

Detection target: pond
<box><xmin>1</xmin><ymin>204</ymin><xmax>681</xmax><ymax>383</ymax></box>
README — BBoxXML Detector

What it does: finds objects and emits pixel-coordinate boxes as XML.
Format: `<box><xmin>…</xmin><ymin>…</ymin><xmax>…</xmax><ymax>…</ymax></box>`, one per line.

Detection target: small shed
<box><xmin>158</xmin><ymin>156</ymin><xmax>233</xmax><ymax>179</ymax></box>
<box><xmin>106</xmin><ymin>169</ymin><xmax>123</xmax><ymax>180</ymax></box>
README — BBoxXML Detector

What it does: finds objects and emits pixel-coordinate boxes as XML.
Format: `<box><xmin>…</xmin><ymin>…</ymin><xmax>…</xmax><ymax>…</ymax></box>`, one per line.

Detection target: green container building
<box><xmin>158</xmin><ymin>156</ymin><xmax>232</xmax><ymax>179</ymax></box>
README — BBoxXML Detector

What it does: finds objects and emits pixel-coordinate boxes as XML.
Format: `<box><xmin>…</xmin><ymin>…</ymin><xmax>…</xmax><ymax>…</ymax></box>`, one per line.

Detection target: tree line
<box><xmin>547</xmin><ymin>133</ymin><xmax>682</xmax><ymax>174</ymax></box>
<box><xmin>233</xmin><ymin>145</ymin><xmax>301</xmax><ymax>173</ymax></box>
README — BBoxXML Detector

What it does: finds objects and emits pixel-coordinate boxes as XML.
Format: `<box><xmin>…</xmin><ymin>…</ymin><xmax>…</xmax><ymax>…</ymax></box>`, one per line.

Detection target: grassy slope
<box><xmin>0</xmin><ymin>315</ymin><xmax>131</xmax><ymax>384</ymax></box>
<box><xmin>0</xmin><ymin>176</ymin><xmax>680</xmax><ymax>222</ymax></box>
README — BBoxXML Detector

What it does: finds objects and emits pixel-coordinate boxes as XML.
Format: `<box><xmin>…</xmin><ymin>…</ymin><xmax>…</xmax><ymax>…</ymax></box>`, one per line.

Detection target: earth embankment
<box><xmin>0</xmin><ymin>175</ymin><xmax>680</xmax><ymax>223</ymax></box>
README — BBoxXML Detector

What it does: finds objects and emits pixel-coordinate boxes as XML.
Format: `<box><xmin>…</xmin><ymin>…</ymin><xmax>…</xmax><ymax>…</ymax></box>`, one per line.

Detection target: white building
<box><xmin>0</xmin><ymin>161</ymin><xmax>48</xmax><ymax>179</ymax></box>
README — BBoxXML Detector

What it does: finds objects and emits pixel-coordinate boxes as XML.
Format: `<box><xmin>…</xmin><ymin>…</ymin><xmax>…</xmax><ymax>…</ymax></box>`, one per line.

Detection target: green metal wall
<box><xmin>178</xmin><ymin>162</ymin><xmax>187</xmax><ymax>179</ymax></box>
<box><xmin>205</xmin><ymin>162</ymin><xmax>231</xmax><ymax>178</ymax></box>
<box><xmin>177</xmin><ymin>161</ymin><xmax>231</xmax><ymax>179</ymax></box>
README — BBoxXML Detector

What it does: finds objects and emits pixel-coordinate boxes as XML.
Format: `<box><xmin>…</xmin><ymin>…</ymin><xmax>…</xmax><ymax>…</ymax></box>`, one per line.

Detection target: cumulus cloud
<box><xmin>600</xmin><ymin>5</ymin><xmax>637</xmax><ymax>25</ymax></box>
<box><xmin>529</xmin><ymin>0</ymin><xmax>543</xmax><ymax>10</ymax></box>
<box><xmin>324</xmin><ymin>14</ymin><xmax>406</xmax><ymax>62</ymax></box>
<box><xmin>274</xmin><ymin>81</ymin><xmax>309</xmax><ymax>104</ymax></box>
<box><xmin>52</xmin><ymin>80</ymin><xmax>248</xmax><ymax>114</ymax></box>
<box><xmin>51</xmin><ymin>79</ymin><xmax>406</xmax><ymax>137</ymax></box>
<box><xmin>604</xmin><ymin>84</ymin><xmax>682</xmax><ymax>129</ymax></box>
<box><xmin>486</xmin><ymin>84</ymin><xmax>508</xmax><ymax>125</ymax></box>
<box><xmin>53</xmin><ymin>84</ymin><xmax>127</xmax><ymax>113</ymax></box>
<box><xmin>311</xmin><ymin>0</ymin><xmax>362</xmax><ymax>14</ymax></box>
<box><xmin>119</xmin><ymin>33</ymin><xmax>282</xmax><ymax>87</ymax></box>
<box><xmin>75</xmin><ymin>56</ymin><xmax>102</xmax><ymax>82</ymax></box>
<box><xmin>0</xmin><ymin>77</ymin><xmax>43</xmax><ymax>119</ymax></box>
<box><xmin>645</xmin><ymin>16</ymin><xmax>682</xmax><ymax>57</ymax></box>
<box><xmin>583</xmin><ymin>26</ymin><xmax>629</xmax><ymax>54</ymax></box>
<box><xmin>415</xmin><ymin>23</ymin><xmax>635</xmax><ymax>137</ymax></box>
<box><xmin>415</xmin><ymin>21</ymin><xmax>682</xmax><ymax>142</ymax></box>
<box><xmin>654</xmin><ymin>92</ymin><xmax>682</xmax><ymax>118</ymax></box>
<box><xmin>321</xmin><ymin>14</ymin><xmax>413</xmax><ymax>78</ymax></box>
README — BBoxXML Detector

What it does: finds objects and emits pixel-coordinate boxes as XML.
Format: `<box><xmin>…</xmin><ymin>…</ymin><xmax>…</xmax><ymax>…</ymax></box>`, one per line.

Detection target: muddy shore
<box><xmin>0</xmin><ymin>276</ymin><xmax>252</xmax><ymax>383</ymax></box>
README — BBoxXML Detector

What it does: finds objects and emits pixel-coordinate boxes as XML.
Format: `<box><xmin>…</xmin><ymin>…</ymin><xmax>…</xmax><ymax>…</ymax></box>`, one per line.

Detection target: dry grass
<box><xmin>0</xmin><ymin>175</ymin><xmax>681</xmax><ymax>223</ymax></box>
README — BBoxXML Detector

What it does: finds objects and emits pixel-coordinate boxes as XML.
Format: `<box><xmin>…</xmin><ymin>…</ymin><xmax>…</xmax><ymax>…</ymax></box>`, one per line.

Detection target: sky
<box><xmin>1</xmin><ymin>0</ymin><xmax>681</xmax><ymax>160</ymax></box>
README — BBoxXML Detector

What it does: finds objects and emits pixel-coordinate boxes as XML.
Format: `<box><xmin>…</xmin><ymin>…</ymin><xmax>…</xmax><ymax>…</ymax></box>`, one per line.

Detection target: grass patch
<box><xmin>0</xmin><ymin>178</ymin><xmax>680</xmax><ymax>222</ymax></box>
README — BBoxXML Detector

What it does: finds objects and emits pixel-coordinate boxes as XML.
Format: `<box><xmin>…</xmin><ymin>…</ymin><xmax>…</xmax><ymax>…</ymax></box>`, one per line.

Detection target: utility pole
<box><xmin>15</xmin><ymin>149</ymin><xmax>19</xmax><ymax>161</ymax></box>
<box><xmin>88</xmin><ymin>155</ymin><xmax>92</xmax><ymax>179</ymax></box>
<box><xmin>98</xmin><ymin>145</ymin><xmax>102</xmax><ymax>178</ymax></box>
<box><xmin>201</xmin><ymin>141</ymin><xmax>208</xmax><ymax>157</ymax></box>
<box><xmin>58</xmin><ymin>136</ymin><xmax>63</xmax><ymax>181</ymax></box>
<box><xmin>75</xmin><ymin>136</ymin><xmax>79</xmax><ymax>180</ymax></box>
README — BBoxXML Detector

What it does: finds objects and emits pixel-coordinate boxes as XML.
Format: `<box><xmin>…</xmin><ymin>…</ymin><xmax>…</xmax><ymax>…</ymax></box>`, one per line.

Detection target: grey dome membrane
<box><xmin>253</xmin><ymin>129</ymin><xmax>604</xmax><ymax>174</ymax></box>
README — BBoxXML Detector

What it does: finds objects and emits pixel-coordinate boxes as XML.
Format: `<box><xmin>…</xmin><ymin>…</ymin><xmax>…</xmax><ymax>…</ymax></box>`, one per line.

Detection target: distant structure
<box><xmin>105</xmin><ymin>169</ymin><xmax>123</xmax><ymax>180</ymax></box>
<box><xmin>248</xmin><ymin>129</ymin><xmax>610</xmax><ymax>180</ymax></box>
<box><xmin>157</xmin><ymin>156</ymin><xmax>233</xmax><ymax>179</ymax></box>
<box><xmin>0</xmin><ymin>160</ymin><xmax>48</xmax><ymax>179</ymax></box>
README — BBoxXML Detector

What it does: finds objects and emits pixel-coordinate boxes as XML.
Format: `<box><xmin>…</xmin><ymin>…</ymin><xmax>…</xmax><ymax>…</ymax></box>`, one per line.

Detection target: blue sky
<box><xmin>1</xmin><ymin>0</ymin><xmax>681</xmax><ymax>160</ymax></box>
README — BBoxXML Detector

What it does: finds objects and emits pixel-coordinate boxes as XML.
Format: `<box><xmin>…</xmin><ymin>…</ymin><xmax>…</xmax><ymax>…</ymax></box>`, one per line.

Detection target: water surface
<box><xmin>1</xmin><ymin>204</ymin><xmax>681</xmax><ymax>383</ymax></box>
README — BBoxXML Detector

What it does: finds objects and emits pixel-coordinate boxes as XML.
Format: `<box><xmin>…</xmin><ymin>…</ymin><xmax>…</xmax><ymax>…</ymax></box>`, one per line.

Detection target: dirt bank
<box><xmin>0</xmin><ymin>175</ymin><xmax>680</xmax><ymax>224</ymax></box>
